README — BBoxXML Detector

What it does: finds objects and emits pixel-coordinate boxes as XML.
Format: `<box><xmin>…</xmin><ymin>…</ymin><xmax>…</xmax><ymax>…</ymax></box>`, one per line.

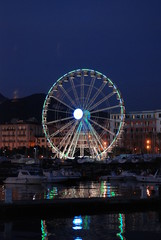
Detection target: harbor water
<box><xmin>0</xmin><ymin>180</ymin><xmax>161</xmax><ymax>239</ymax></box>
<box><xmin>0</xmin><ymin>211</ymin><xmax>161</xmax><ymax>240</ymax></box>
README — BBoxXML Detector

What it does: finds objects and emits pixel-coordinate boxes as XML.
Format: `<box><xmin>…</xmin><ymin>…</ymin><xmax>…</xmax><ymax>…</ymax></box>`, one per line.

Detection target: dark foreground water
<box><xmin>0</xmin><ymin>211</ymin><xmax>161</xmax><ymax>240</ymax></box>
<box><xmin>0</xmin><ymin>181</ymin><xmax>161</xmax><ymax>239</ymax></box>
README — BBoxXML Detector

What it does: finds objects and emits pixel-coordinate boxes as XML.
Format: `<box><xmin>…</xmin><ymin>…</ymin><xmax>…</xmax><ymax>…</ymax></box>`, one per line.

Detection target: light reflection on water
<box><xmin>1</xmin><ymin>181</ymin><xmax>161</xmax><ymax>239</ymax></box>
<box><xmin>40</xmin><ymin>214</ymin><xmax>125</xmax><ymax>240</ymax></box>
<box><xmin>0</xmin><ymin>181</ymin><xmax>161</xmax><ymax>202</ymax></box>
<box><xmin>1</xmin><ymin>211</ymin><xmax>161</xmax><ymax>239</ymax></box>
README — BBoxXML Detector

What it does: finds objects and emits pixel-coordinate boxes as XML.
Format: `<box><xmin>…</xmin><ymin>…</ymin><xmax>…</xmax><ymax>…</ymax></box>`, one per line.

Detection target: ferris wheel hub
<box><xmin>73</xmin><ymin>108</ymin><xmax>83</xmax><ymax>120</ymax></box>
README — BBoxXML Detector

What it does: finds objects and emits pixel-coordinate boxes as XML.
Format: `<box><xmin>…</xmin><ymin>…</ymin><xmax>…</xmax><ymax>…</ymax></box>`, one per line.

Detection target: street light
<box><xmin>146</xmin><ymin>139</ymin><xmax>151</xmax><ymax>153</ymax></box>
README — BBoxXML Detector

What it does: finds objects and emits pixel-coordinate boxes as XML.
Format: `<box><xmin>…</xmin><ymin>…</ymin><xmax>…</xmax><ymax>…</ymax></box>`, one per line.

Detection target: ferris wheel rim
<box><xmin>42</xmin><ymin>68</ymin><xmax>125</xmax><ymax>159</ymax></box>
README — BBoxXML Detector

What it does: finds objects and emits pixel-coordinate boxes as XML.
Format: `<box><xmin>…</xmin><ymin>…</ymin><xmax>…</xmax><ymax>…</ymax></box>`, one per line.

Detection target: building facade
<box><xmin>0</xmin><ymin>120</ymin><xmax>46</xmax><ymax>150</ymax></box>
<box><xmin>111</xmin><ymin>109</ymin><xmax>161</xmax><ymax>153</ymax></box>
<box><xmin>1</xmin><ymin>109</ymin><xmax>161</xmax><ymax>155</ymax></box>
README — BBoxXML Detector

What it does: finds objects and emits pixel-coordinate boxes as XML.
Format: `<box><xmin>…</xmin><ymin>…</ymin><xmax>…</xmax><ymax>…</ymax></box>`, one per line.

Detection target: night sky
<box><xmin>0</xmin><ymin>0</ymin><xmax>161</xmax><ymax>111</ymax></box>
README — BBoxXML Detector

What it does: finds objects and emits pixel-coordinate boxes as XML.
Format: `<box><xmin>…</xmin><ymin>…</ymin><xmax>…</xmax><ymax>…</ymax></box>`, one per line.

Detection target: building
<box><xmin>1</xmin><ymin>109</ymin><xmax>161</xmax><ymax>155</ymax></box>
<box><xmin>111</xmin><ymin>109</ymin><xmax>161</xmax><ymax>153</ymax></box>
<box><xmin>0</xmin><ymin>120</ymin><xmax>46</xmax><ymax>150</ymax></box>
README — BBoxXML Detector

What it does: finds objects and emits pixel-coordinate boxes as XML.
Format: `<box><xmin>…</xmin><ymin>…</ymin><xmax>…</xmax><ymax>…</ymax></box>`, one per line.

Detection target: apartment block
<box><xmin>0</xmin><ymin>120</ymin><xmax>45</xmax><ymax>150</ymax></box>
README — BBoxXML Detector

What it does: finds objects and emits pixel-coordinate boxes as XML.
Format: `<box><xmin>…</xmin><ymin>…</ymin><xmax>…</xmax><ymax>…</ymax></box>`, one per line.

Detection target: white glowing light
<box><xmin>73</xmin><ymin>108</ymin><xmax>83</xmax><ymax>120</ymax></box>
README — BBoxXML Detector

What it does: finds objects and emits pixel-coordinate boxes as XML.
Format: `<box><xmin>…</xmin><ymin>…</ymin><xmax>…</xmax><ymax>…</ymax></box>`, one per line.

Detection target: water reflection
<box><xmin>117</xmin><ymin>213</ymin><xmax>126</xmax><ymax>240</ymax></box>
<box><xmin>0</xmin><ymin>211</ymin><xmax>161</xmax><ymax>239</ymax></box>
<box><xmin>0</xmin><ymin>181</ymin><xmax>161</xmax><ymax>202</ymax></box>
<box><xmin>44</xmin><ymin>187</ymin><xmax>58</xmax><ymax>200</ymax></box>
<box><xmin>73</xmin><ymin>216</ymin><xmax>83</xmax><ymax>230</ymax></box>
<box><xmin>41</xmin><ymin>220</ymin><xmax>48</xmax><ymax>240</ymax></box>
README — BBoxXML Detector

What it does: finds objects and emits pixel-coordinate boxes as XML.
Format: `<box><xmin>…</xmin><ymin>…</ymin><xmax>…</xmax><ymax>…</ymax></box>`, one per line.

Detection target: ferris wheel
<box><xmin>42</xmin><ymin>69</ymin><xmax>125</xmax><ymax>160</ymax></box>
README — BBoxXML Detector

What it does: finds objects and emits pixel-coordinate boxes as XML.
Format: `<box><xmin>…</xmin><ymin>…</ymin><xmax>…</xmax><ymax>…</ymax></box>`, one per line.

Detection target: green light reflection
<box><xmin>117</xmin><ymin>213</ymin><xmax>126</xmax><ymax>240</ymax></box>
<box><xmin>41</xmin><ymin>220</ymin><xmax>48</xmax><ymax>240</ymax></box>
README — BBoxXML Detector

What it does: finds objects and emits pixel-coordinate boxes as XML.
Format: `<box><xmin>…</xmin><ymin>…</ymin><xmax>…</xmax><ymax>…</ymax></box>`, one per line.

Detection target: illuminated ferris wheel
<box><xmin>42</xmin><ymin>69</ymin><xmax>125</xmax><ymax>160</ymax></box>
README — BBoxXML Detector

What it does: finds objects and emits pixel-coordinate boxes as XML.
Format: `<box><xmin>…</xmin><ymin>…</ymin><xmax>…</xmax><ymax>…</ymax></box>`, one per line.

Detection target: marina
<box><xmin>1</xmin><ymin>163</ymin><xmax>161</xmax><ymax>218</ymax></box>
<box><xmin>1</xmin><ymin>174</ymin><xmax>161</xmax><ymax>239</ymax></box>
<box><xmin>1</xmin><ymin>153</ymin><xmax>161</xmax><ymax>239</ymax></box>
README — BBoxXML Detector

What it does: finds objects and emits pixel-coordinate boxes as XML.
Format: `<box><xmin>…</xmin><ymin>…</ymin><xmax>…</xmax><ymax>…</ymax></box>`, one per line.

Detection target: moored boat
<box><xmin>3</xmin><ymin>169</ymin><xmax>46</xmax><ymax>184</ymax></box>
<box><xmin>43</xmin><ymin>169</ymin><xmax>68</xmax><ymax>183</ymax></box>
<box><xmin>99</xmin><ymin>171</ymin><xmax>124</xmax><ymax>181</ymax></box>
<box><xmin>135</xmin><ymin>170</ymin><xmax>161</xmax><ymax>183</ymax></box>
<box><xmin>9</xmin><ymin>154</ymin><xmax>36</xmax><ymax>164</ymax></box>
<box><xmin>61</xmin><ymin>169</ymin><xmax>82</xmax><ymax>180</ymax></box>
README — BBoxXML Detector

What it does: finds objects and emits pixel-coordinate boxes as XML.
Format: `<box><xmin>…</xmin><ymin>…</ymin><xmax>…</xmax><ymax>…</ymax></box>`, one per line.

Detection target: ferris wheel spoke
<box><xmin>66</xmin><ymin>121</ymin><xmax>82</xmax><ymax>158</ymax></box>
<box><xmin>57</xmin><ymin>122</ymin><xmax>77</xmax><ymax>155</ymax></box>
<box><xmin>86</xmin><ymin>82</ymin><xmax>107</xmax><ymax>110</ymax></box>
<box><xmin>84</xmin><ymin>125</ymin><xmax>100</xmax><ymax>157</ymax></box>
<box><xmin>48</xmin><ymin>108</ymin><xmax>72</xmax><ymax>114</ymax></box>
<box><xmin>90</xmin><ymin>115</ymin><xmax>110</xmax><ymax>120</ymax></box>
<box><xmin>88</xmin><ymin>92</ymin><xmax>115</xmax><ymax>112</ymax></box>
<box><xmin>100</xmin><ymin>129</ymin><xmax>107</xmax><ymax>139</ymax></box>
<box><xmin>81</xmin><ymin>74</ymin><xmax>84</xmax><ymax>108</ymax></box>
<box><xmin>90</xmin><ymin>104</ymin><xmax>120</xmax><ymax>114</ymax></box>
<box><xmin>91</xmin><ymin>115</ymin><xmax>121</xmax><ymax>122</ymax></box>
<box><xmin>60</xmin><ymin>86</ymin><xmax>77</xmax><ymax>108</ymax></box>
<box><xmin>46</xmin><ymin>116</ymin><xmax>73</xmax><ymax>125</ymax></box>
<box><xmin>61</xmin><ymin>122</ymin><xmax>78</xmax><ymax>157</ymax></box>
<box><xmin>88</xmin><ymin>129</ymin><xmax>103</xmax><ymax>156</ymax></box>
<box><xmin>50</xmin><ymin>95</ymin><xmax>74</xmax><ymax>111</ymax></box>
<box><xmin>70</xmin><ymin>122</ymin><xmax>83</xmax><ymax>158</ymax></box>
<box><xmin>86</xmin><ymin>120</ymin><xmax>105</xmax><ymax>152</ymax></box>
<box><xmin>84</xmin><ymin>77</ymin><xmax>96</xmax><ymax>109</ymax></box>
<box><xmin>89</xmin><ymin>118</ymin><xmax>116</xmax><ymax>136</ymax></box>
<box><xmin>61</xmin><ymin>122</ymin><xmax>78</xmax><ymax>158</ymax></box>
<box><xmin>82</xmin><ymin>120</ymin><xmax>96</xmax><ymax>158</ymax></box>
<box><xmin>49</xmin><ymin>119</ymin><xmax>75</xmax><ymax>138</ymax></box>
<box><xmin>70</xmin><ymin>78</ymin><xmax>80</xmax><ymax>106</ymax></box>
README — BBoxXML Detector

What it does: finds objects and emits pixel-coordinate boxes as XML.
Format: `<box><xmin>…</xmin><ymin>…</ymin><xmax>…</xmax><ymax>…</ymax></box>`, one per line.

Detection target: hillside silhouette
<box><xmin>0</xmin><ymin>93</ymin><xmax>46</xmax><ymax>124</ymax></box>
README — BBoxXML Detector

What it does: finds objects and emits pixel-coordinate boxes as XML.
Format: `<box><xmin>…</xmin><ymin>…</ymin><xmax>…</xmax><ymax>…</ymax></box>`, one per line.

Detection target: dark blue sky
<box><xmin>0</xmin><ymin>0</ymin><xmax>161</xmax><ymax>111</ymax></box>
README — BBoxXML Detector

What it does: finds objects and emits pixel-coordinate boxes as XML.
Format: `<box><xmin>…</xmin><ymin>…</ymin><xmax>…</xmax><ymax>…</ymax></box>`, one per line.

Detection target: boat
<box><xmin>43</xmin><ymin>169</ymin><xmax>68</xmax><ymax>183</ymax></box>
<box><xmin>102</xmin><ymin>158</ymin><xmax>112</xmax><ymax>164</ymax></box>
<box><xmin>118</xmin><ymin>158</ymin><xmax>127</xmax><ymax>163</ymax></box>
<box><xmin>135</xmin><ymin>170</ymin><xmax>161</xmax><ymax>183</ymax></box>
<box><xmin>112</xmin><ymin>154</ymin><xmax>128</xmax><ymax>164</ymax></box>
<box><xmin>61</xmin><ymin>169</ymin><xmax>82</xmax><ymax>180</ymax></box>
<box><xmin>0</xmin><ymin>156</ymin><xmax>10</xmax><ymax>164</ymax></box>
<box><xmin>131</xmin><ymin>158</ymin><xmax>139</xmax><ymax>163</ymax></box>
<box><xmin>120</xmin><ymin>171</ymin><xmax>137</xmax><ymax>181</ymax></box>
<box><xmin>99</xmin><ymin>170</ymin><xmax>137</xmax><ymax>181</ymax></box>
<box><xmin>99</xmin><ymin>171</ymin><xmax>124</xmax><ymax>181</ymax></box>
<box><xmin>9</xmin><ymin>154</ymin><xmax>36</xmax><ymax>164</ymax></box>
<box><xmin>3</xmin><ymin>169</ymin><xmax>46</xmax><ymax>184</ymax></box>
<box><xmin>77</xmin><ymin>156</ymin><xmax>95</xmax><ymax>164</ymax></box>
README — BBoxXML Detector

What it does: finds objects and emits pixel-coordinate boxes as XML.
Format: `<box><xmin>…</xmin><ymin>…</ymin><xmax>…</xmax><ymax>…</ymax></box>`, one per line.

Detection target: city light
<box><xmin>146</xmin><ymin>139</ymin><xmax>151</xmax><ymax>151</ymax></box>
<box><xmin>72</xmin><ymin>216</ymin><xmax>83</xmax><ymax>230</ymax></box>
<box><xmin>73</xmin><ymin>108</ymin><xmax>83</xmax><ymax>120</ymax></box>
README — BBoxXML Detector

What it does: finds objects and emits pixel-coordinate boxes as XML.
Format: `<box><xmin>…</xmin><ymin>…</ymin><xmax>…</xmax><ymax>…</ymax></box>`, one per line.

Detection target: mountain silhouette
<box><xmin>0</xmin><ymin>93</ymin><xmax>46</xmax><ymax>124</ymax></box>
<box><xmin>0</xmin><ymin>93</ymin><xmax>8</xmax><ymax>104</ymax></box>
